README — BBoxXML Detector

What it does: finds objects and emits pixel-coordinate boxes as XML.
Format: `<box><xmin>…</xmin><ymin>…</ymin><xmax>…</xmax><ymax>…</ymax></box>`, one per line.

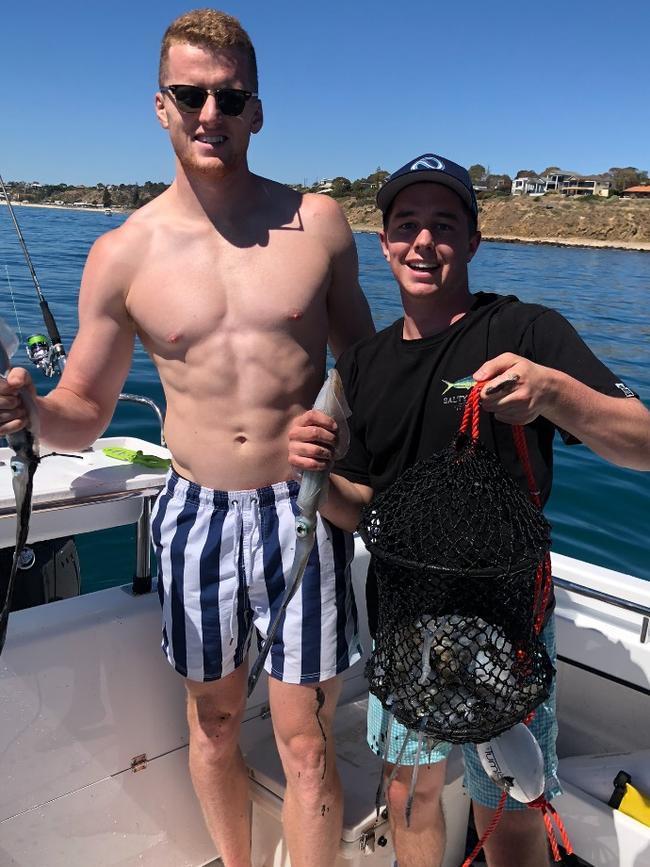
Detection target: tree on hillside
<box><xmin>351</xmin><ymin>179</ymin><xmax>373</xmax><ymax>198</ymax></box>
<box><xmin>331</xmin><ymin>176</ymin><xmax>352</xmax><ymax>197</ymax></box>
<box><xmin>607</xmin><ymin>166</ymin><xmax>649</xmax><ymax>191</ymax></box>
<box><xmin>103</xmin><ymin>188</ymin><xmax>112</xmax><ymax>208</ymax></box>
<box><xmin>488</xmin><ymin>173</ymin><xmax>512</xmax><ymax>192</ymax></box>
<box><xmin>468</xmin><ymin>164</ymin><xmax>487</xmax><ymax>184</ymax></box>
<box><xmin>366</xmin><ymin>168</ymin><xmax>389</xmax><ymax>189</ymax></box>
<box><xmin>515</xmin><ymin>169</ymin><xmax>538</xmax><ymax>179</ymax></box>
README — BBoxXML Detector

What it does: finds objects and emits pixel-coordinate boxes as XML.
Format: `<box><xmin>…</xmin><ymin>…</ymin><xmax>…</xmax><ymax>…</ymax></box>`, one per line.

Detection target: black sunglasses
<box><xmin>161</xmin><ymin>84</ymin><xmax>257</xmax><ymax>117</ymax></box>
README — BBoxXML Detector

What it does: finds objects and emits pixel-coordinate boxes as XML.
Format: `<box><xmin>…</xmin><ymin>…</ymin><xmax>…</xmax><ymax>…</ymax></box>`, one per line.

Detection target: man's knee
<box><xmin>278</xmin><ymin>729</ymin><xmax>330</xmax><ymax>786</ymax></box>
<box><xmin>386</xmin><ymin>764</ymin><xmax>446</xmax><ymax>832</ymax></box>
<box><xmin>270</xmin><ymin>678</ymin><xmax>341</xmax><ymax>777</ymax></box>
<box><xmin>186</xmin><ymin>672</ymin><xmax>247</xmax><ymax>761</ymax></box>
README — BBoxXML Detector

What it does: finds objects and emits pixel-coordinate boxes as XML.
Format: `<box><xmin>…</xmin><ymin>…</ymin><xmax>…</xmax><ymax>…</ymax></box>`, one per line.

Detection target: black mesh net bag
<box><xmin>359</xmin><ymin>386</ymin><xmax>555</xmax><ymax>745</ymax></box>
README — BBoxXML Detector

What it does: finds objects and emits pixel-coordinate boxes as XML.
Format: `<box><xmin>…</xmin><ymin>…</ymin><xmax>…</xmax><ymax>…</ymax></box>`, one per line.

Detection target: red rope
<box><xmin>459</xmin><ymin>383</ymin><xmax>484</xmax><ymax>439</ymax></box>
<box><xmin>533</xmin><ymin>557</ymin><xmax>553</xmax><ymax>635</ymax></box>
<box><xmin>511</xmin><ymin>424</ymin><xmax>554</xmax><ymax>635</ymax></box>
<box><xmin>461</xmin><ymin>791</ymin><xmax>508</xmax><ymax>867</ymax></box>
<box><xmin>461</xmin><ymin>386</ymin><xmax>554</xmax><ymax>636</ymax></box>
<box><xmin>457</xmin><ymin>384</ymin><xmax>574</xmax><ymax>864</ymax></box>
<box><xmin>461</xmin><ymin>793</ymin><xmax>574</xmax><ymax>866</ymax></box>
<box><xmin>511</xmin><ymin>424</ymin><xmax>541</xmax><ymax>508</ymax></box>
<box><xmin>528</xmin><ymin>797</ymin><xmax>575</xmax><ymax>861</ymax></box>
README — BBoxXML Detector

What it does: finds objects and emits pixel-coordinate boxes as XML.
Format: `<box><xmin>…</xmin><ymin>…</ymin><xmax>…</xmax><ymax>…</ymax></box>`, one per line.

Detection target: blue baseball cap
<box><xmin>377</xmin><ymin>153</ymin><xmax>478</xmax><ymax>222</ymax></box>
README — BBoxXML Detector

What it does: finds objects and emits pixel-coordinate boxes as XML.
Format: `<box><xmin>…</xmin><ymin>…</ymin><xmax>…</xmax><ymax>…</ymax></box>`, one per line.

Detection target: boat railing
<box><xmin>133</xmin><ymin>495</ymin><xmax>155</xmax><ymax>595</ymax></box>
<box><xmin>2</xmin><ymin>385</ymin><xmax>167</xmax><ymax>600</ymax></box>
<box><xmin>114</xmin><ymin>393</ymin><xmax>165</xmax><ymax>591</ymax></box>
<box><xmin>0</xmin><ymin>484</ymin><xmax>162</xmax><ymax>597</ymax></box>
<box><xmin>0</xmin><ymin>486</ymin><xmax>162</xmax><ymax>519</ymax></box>
<box><xmin>553</xmin><ymin>575</ymin><xmax>650</xmax><ymax>644</ymax></box>
<box><xmin>117</xmin><ymin>392</ymin><xmax>166</xmax><ymax>446</ymax></box>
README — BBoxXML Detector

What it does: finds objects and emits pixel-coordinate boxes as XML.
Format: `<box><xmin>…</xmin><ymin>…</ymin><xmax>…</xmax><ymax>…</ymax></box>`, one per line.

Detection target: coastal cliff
<box><xmin>339</xmin><ymin>194</ymin><xmax>650</xmax><ymax>251</ymax></box>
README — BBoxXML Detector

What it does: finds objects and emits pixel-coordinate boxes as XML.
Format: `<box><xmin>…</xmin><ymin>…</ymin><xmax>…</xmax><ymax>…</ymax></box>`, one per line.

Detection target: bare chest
<box><xmin>126</xmin><ymin>233</ymin><xmax>332</xmax><ymax>358</ymax></box>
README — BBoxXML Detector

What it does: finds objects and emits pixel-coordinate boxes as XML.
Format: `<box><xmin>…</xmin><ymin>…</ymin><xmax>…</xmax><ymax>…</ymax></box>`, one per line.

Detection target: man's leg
<box><xmin>268</xmin><ymin>675</ymin><xmax>343</xmax><ymax>867</ymax></box>
<box><xmin>186</xmin><ymin>665</ymin><xmax>251</xmax><ymax>867</ymax></box>
<box><xmin>247</xmin><ymin>493</ymin><xmax>359</xmax><ymax>865</ymax></box>
<box><xmin>152</xmin><ymin>477</ymin><xmax>265</xmax><ymax>865</ymax></box>
<box><xmin>472</xmin><ymin>804</ymin><xmax>551</xmax><ymax>867</ymax></box>
<box><xmin>464</xmin><ymin>618</ymin><xmax>560</xmax><ymax>867</ymax></box>
<box><xmin>384</xmin><ymin>762</ymin><xmax>447</xmax><ymax>867</ymax></box>
<box><xmin>366</xmin><ymin>691</ymin><xmax>451</xmax><ymax>867</ymax></box>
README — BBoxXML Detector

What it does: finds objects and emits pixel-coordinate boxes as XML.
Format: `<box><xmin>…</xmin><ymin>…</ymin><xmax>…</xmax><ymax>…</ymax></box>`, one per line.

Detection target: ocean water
<box><xmin>1</xmin><ymin>205</ymin><xmax>649</xmax><ymax>590</ymax></box>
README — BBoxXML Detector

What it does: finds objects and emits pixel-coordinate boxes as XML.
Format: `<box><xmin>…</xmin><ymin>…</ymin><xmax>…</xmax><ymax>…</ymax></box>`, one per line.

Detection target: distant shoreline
<box><xmin>4</xmin><ymin>201</ymin><xmax>649</xmax><ymax>253</ymax></box>
<box><xmin>480</xmin><ymin>234</ymin><xmax>650</xmax><ymax>253</ymax></box>
<box><xmin>348</xmin><ymin>225</ymin><xmax>650</xmax><ymax>253</ymax></box>
<box><xmin>0</xmin><ymin>201</ymin><xmax>129</xmax><ymax>215</ymax></box>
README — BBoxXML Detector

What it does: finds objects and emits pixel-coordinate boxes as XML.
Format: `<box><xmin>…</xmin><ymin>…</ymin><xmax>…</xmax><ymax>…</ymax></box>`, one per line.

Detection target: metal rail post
<box><xmin>132</xmin><ymin>496</ymin><xmax>153</xmax><ymax>594</ymax></box>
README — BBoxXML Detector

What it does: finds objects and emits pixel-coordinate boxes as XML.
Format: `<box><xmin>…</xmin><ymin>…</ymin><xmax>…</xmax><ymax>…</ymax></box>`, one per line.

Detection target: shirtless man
<box><xmin>0</xmin><ymin>10</ymin><xmax>374</xmax><ymax>867</ymax></box>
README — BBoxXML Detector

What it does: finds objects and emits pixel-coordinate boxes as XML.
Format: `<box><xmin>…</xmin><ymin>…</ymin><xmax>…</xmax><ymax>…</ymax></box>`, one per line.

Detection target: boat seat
<box><xmin>560</xmin><ymin>750</ymin><xmax>650</xmax><ymax>811</ymax></box>
<box><xmin>556</xmin><ymin>751</ymin><xmax>650</xmax><ymax>867</ymax></box>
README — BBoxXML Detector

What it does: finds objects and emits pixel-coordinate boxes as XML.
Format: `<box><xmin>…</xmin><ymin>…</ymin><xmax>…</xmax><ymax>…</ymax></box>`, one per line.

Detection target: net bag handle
<box><xmin>459</xmin><ymin>384</ymin><xmax>552</xmax><ymax>634</ymax></box>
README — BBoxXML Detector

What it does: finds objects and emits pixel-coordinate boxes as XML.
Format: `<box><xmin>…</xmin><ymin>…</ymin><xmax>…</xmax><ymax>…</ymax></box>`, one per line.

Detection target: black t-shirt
<box><xmin>334</xmin><ymin>291</ymin><xmax>638</xmax><ymax>634</ymax></box>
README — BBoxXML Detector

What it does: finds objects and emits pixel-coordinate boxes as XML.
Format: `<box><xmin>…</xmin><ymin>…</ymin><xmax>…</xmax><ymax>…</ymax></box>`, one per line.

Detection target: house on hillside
<box><xmin>561</xmin><ymin>177</ymin><xmax>611</xmax><ymax>197</ymax></box>
<box><xmin>512</xmin><ymin>170</ymin><xmax>613</xmax><ymax>198</ymax></box>
<box><xmin>543</xmin><ymin>172</ymin><xmax>573</xmax><ymax>192</ymax></box>
<box><xmin>511</xmin><ymin>176</ymin><xmax>546</xmax><ymax>196</ymax></box>
<box><xmin>621</xmin><ymin>186</ymin><xmax>650</xmax><ymax>198</ymax></box>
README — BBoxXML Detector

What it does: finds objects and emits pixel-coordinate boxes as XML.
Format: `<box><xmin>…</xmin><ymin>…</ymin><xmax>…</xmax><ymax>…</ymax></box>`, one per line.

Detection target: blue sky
<box><xmin>4</xmin><ymin>0</ymin><xmax>649</xmax><ymax>186</ymax></box>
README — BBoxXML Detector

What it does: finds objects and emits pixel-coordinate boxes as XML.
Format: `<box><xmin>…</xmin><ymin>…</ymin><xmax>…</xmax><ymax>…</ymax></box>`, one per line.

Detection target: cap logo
<box><xmin>411</xmin><ymin>156</ymin><xmax>445</xmax><ymax>172</ymax></box>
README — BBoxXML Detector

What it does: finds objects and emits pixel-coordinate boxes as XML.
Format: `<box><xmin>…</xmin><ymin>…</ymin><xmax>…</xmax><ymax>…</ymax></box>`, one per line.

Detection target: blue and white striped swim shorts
<box><xmin>151</xmin><ymin>469</ymin><xmax>362</xmax><ymax>684</ymax></box>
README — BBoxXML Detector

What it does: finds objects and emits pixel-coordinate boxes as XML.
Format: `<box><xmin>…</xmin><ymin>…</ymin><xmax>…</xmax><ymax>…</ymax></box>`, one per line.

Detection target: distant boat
<box><xmin>104</xmin><ymin>208</ymin><xmax>112</xmax><ymax>215</ymax></box>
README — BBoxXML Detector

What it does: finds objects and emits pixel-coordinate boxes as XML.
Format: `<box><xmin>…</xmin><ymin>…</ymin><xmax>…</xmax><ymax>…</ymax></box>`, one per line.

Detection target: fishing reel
<box><xmin>26</xmin><ymin>334</ymin><xmax>63</xmax><ymax>378</ymax></box>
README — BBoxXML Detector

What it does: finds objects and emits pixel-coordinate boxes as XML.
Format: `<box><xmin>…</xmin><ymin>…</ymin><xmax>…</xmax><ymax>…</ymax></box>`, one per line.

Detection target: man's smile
<box><xmin>195</xmin><ymin>134</ymin><xmax>227</xmax><ymax>144</ymax></box>
<box><xmin>407</xmin><ymin>261</ymin><xmax>440</xmax><ymax>273</ymax></box>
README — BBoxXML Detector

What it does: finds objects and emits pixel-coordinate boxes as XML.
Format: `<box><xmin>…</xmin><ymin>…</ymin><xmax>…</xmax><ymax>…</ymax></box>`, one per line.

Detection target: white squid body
<box><xmin>296</xmin><ymin>368</ymin><xmax>351</xmax><ymax>519</ymax></box>
<box><xmin>247</xmin><ymin>369</ymin><xmax>350</xmax><ymax>698</ymax></box>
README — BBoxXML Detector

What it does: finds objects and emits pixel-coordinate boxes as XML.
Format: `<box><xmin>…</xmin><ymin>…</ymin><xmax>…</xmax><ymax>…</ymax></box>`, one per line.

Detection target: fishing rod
<box><xmin>0</xmin><ymin>172</ymin><xmax>66</xmax><ymax>376</ymax></box>
<box><xmin>0</xmin><ymin>173</ymin><xmax>167</xmax><ymax>446</ymax></box>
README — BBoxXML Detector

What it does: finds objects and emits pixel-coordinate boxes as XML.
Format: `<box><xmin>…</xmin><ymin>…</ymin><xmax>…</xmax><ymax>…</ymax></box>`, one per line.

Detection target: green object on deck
<box><xmin>102</xmin><ymin>446</ymin><xmax>170</xmax><ymax>469</ymax></box>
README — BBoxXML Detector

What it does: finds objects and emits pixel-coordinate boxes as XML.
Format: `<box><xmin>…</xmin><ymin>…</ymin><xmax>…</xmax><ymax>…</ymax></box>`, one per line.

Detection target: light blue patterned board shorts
<box><xmin>367</xmin><ymin>618</ymin><xmax>561</xmax><ymax>810</ymax></box>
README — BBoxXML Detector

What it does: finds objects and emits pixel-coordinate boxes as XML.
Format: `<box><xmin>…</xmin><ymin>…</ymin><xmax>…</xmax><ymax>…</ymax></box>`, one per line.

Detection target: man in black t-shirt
<box><xmin>288</xmin><ymin>153</ymin><xmax>650</xmax><ymax>867</ymax></box>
